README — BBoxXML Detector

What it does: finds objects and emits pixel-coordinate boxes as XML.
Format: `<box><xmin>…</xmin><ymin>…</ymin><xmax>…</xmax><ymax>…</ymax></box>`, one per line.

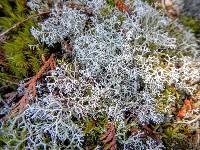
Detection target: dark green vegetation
<box><xmin>0</xmin><ymin>0</ymin><xmax>47</xmax><ymax>87</ymax></box>
<box><xmin>180</xmin><ymin>15</ymin><xmax>200</xmax><ymax>34</ymax></box>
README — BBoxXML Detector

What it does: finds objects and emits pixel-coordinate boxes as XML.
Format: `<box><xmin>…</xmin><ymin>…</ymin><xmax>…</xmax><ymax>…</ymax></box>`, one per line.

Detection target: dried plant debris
<box><xmin>101</xmin><ymin>122</ymin><xmax>117</xmax><ymax>150</ymax></box>
<box><xmin>8</xmin><ymin>54</ymin><xmax>56</xmax><ymax>117</ymax></box>
<box><xmin>0</xmin><ymin>0</ymin><xmax>199</xmax><ymax>149</ymax></box>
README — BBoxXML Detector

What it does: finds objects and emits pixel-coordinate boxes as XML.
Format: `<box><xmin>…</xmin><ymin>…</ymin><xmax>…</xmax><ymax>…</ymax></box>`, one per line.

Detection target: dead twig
<box><xmin>65</xmin><ymin>1</ymin><xmax>93</xmax><ymax>16</ymax></box>
<box><xmin>0</xmin><ymin>11</ymin><xmax>50</xmax><ymax>38</ymax></box>
<box><xmin>10</xmin><ymin>54</ymin><xmax>56</xmax><ymax>117</ymax></box>
<box><xmin>175</xmin><ymin>114</ymin><xmax>200</xmax><ymax>124</ymax></box>
<box><xmin>101</xmin><ymin>122</ymin><xmax>117</xmax><ymax>150</ymax></box>
<box><xmin>0</xmin><ymin>1</ymin><xmax>94</xmax><ymax>38</ymax></box>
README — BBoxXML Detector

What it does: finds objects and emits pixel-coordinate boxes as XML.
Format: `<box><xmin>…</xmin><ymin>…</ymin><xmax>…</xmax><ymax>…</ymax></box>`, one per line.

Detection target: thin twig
<box><xmin>0</xmin><ymin>11</ymin><xmax>50</xmax><ymax>38</ymax></box>
<box><xmin>176</xmin><ymin>114</ymin><xmax>200</xmax><ymax>124</ymax></box>
<box><xmin>101</xmin><ymin>122</ymin><xmax>117</xmax><ymax>150</ymax></box>
<box><xmin>0</xmin><ymin>1</ymin><xmax>93</xmax><ymax>38</ymax></box>
<box><xmin>10</xmin><ymin>54</ymin><xmax>56</xmax><ymax>117</ymax></box>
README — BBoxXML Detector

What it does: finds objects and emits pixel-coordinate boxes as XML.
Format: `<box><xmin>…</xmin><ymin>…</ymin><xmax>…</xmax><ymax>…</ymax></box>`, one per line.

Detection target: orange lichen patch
<box><xmin>177</xmin><ymin>98</ymin><xmax>192</xmax><ymax>118</ymax></box>
<box><xmin>101</xmin><ymin>122</ymin><xmax>117</xmax><ymax>150</ymax></box>
<box><xmin>177</xmin><ymin>106</ymin><xmax>187</xmax><ymax>118</ymax></box>
<box><xmin>184</xmin><ymin>99</ymin><xmax>192</xmax><ymax>112</ymax></box>
<box><xmin>115</xmin><ymin>0</ymin><xmax>131</xmax><ymax>15</ymax></box>
<box><xmin>10</xmin><ymin>54</ymin><xmax>56</xmax><ymax>117</ymax></box>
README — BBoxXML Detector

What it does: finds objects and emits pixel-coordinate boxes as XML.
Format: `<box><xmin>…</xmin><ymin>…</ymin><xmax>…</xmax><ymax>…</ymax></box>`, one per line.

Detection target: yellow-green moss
<box><xmin>0</xmin><ymin>0</ymin><xmax>47</xmax><ymax>81</ymax></box>
<box><xmin>180</xmin><ymin>16</ymin><xmax>200</xmax><ymax>33</ymax></box>
<box><xmin>161</xmin><ymin>124</ymin><xmax>196</xmax><ymax>149</ymax></box>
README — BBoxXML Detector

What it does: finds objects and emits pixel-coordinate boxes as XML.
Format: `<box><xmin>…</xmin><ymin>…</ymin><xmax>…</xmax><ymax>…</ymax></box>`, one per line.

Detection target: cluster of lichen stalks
<box><xmin>0</xmin><ymin>0</ymin><xmax>199</xmax><ymax>150</ymax></box>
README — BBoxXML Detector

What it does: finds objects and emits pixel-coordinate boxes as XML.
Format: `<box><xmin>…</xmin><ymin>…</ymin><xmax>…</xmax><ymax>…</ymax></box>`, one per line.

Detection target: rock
<box><xmin>183</xmin><ymin>0</ymin><xmax>200</xmax><ymax>20</ymax></box>
<box><xmin>172</xmin><ymin>0</ymin><xmax>200</xmax><ymax>20</ymax></box>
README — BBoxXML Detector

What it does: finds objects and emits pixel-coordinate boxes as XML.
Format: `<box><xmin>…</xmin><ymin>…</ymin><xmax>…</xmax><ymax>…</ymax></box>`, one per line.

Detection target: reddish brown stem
<box><xmin>10</xmin><ymin>54</ymin><xmax>56</xmax><ymax>117</ymax></box>
<box><xmin>101</xmin><ymin>122</ymin><xmax>117</xmax><ymax>150</ymax></box>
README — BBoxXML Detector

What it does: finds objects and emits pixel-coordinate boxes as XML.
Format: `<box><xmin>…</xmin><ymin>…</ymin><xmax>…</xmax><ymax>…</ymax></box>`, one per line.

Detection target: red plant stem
<box><xmin>10</xmin><ymin>54</ymin><xmax>56</xmax><ymax>117</ymax></box>
<box><xmin>101</xmin><ymin>122</ymin><xmax>117</xmax><ymax>150</ymax></box>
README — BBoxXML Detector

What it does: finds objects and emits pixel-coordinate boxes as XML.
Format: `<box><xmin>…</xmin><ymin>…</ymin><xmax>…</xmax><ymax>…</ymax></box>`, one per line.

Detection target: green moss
<box><xmin>148</xmin><ymin>43</ymin><xmax>158</xmax><ymax>51</ymax></box>
<box><xmin>180</xmin><ymin>16</ymin><xmax>200</xmax><ymax>33</ymax></box>
<box><xmin>156</xmin><ymin>85</ymin><xmax>176</xmax><ymax>112</ymax></box>
<box><xmin>106</xmin><ymin>0</ymin><xmax>116</xmax><ymax>7</ymax></box>
<box><xmin>83</xmin><ymin>113</ymin><xmax>108</xmax><ymax>149</ymax></box>
<box><xmin>100</xmin><ymin>6</ymin><xmax>113</xmax><ymax>16</ymax></box>
<box><xmin>85</xmin><ymin>86</ymin><xmax>92</xmax><ymax>97</ymax></box>
<box><xmin>0</xmin><ymin>0</ymin><xmax>47</xmax><ymax>82</ymax></box>
<box><xmin>0</xmin><ymin>121</ymin><xmax>35</xmax><ymax>150</ymax></box>
<box><xmin>161</xmin><ymin>124</ymin><xmax>196</xmax><ymax>149</ymax></box>
<box><xmin>141</xmin><ymin>0</ymin><xmax>156</xmax><ymax>5</ymax></box>
<box><xmin>0</xmin><ymin>0</ymin><xmax>26</xmax><ymax>30</ymax></box>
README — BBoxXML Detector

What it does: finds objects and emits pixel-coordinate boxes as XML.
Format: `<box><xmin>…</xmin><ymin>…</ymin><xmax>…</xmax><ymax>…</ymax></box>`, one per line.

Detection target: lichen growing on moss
<box><xmin>0</xmin><ymin>0</ymin><xmax>199</xmax><ymax>149</ymax></box>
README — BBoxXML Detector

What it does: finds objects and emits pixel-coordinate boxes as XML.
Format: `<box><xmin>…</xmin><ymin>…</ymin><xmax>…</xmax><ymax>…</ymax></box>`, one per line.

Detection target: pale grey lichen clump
<box><xmin>30</xmin><ymin>6</ymin><xmax>87</xmax><ymax>46</ymax></box>
<box><xmin>124</xmin><ymin>132</ymin><xmax>165</xmax><ymax>150</ymax></box>
<box><xmin>6</xmin><ymin>0</ymin><xmax>199</xmax><ymax>149</ymax></box>
<box><xmin>13</xmin><ymin>93</ymin><xmax>84</xmax><ymax>149</ymax></box>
